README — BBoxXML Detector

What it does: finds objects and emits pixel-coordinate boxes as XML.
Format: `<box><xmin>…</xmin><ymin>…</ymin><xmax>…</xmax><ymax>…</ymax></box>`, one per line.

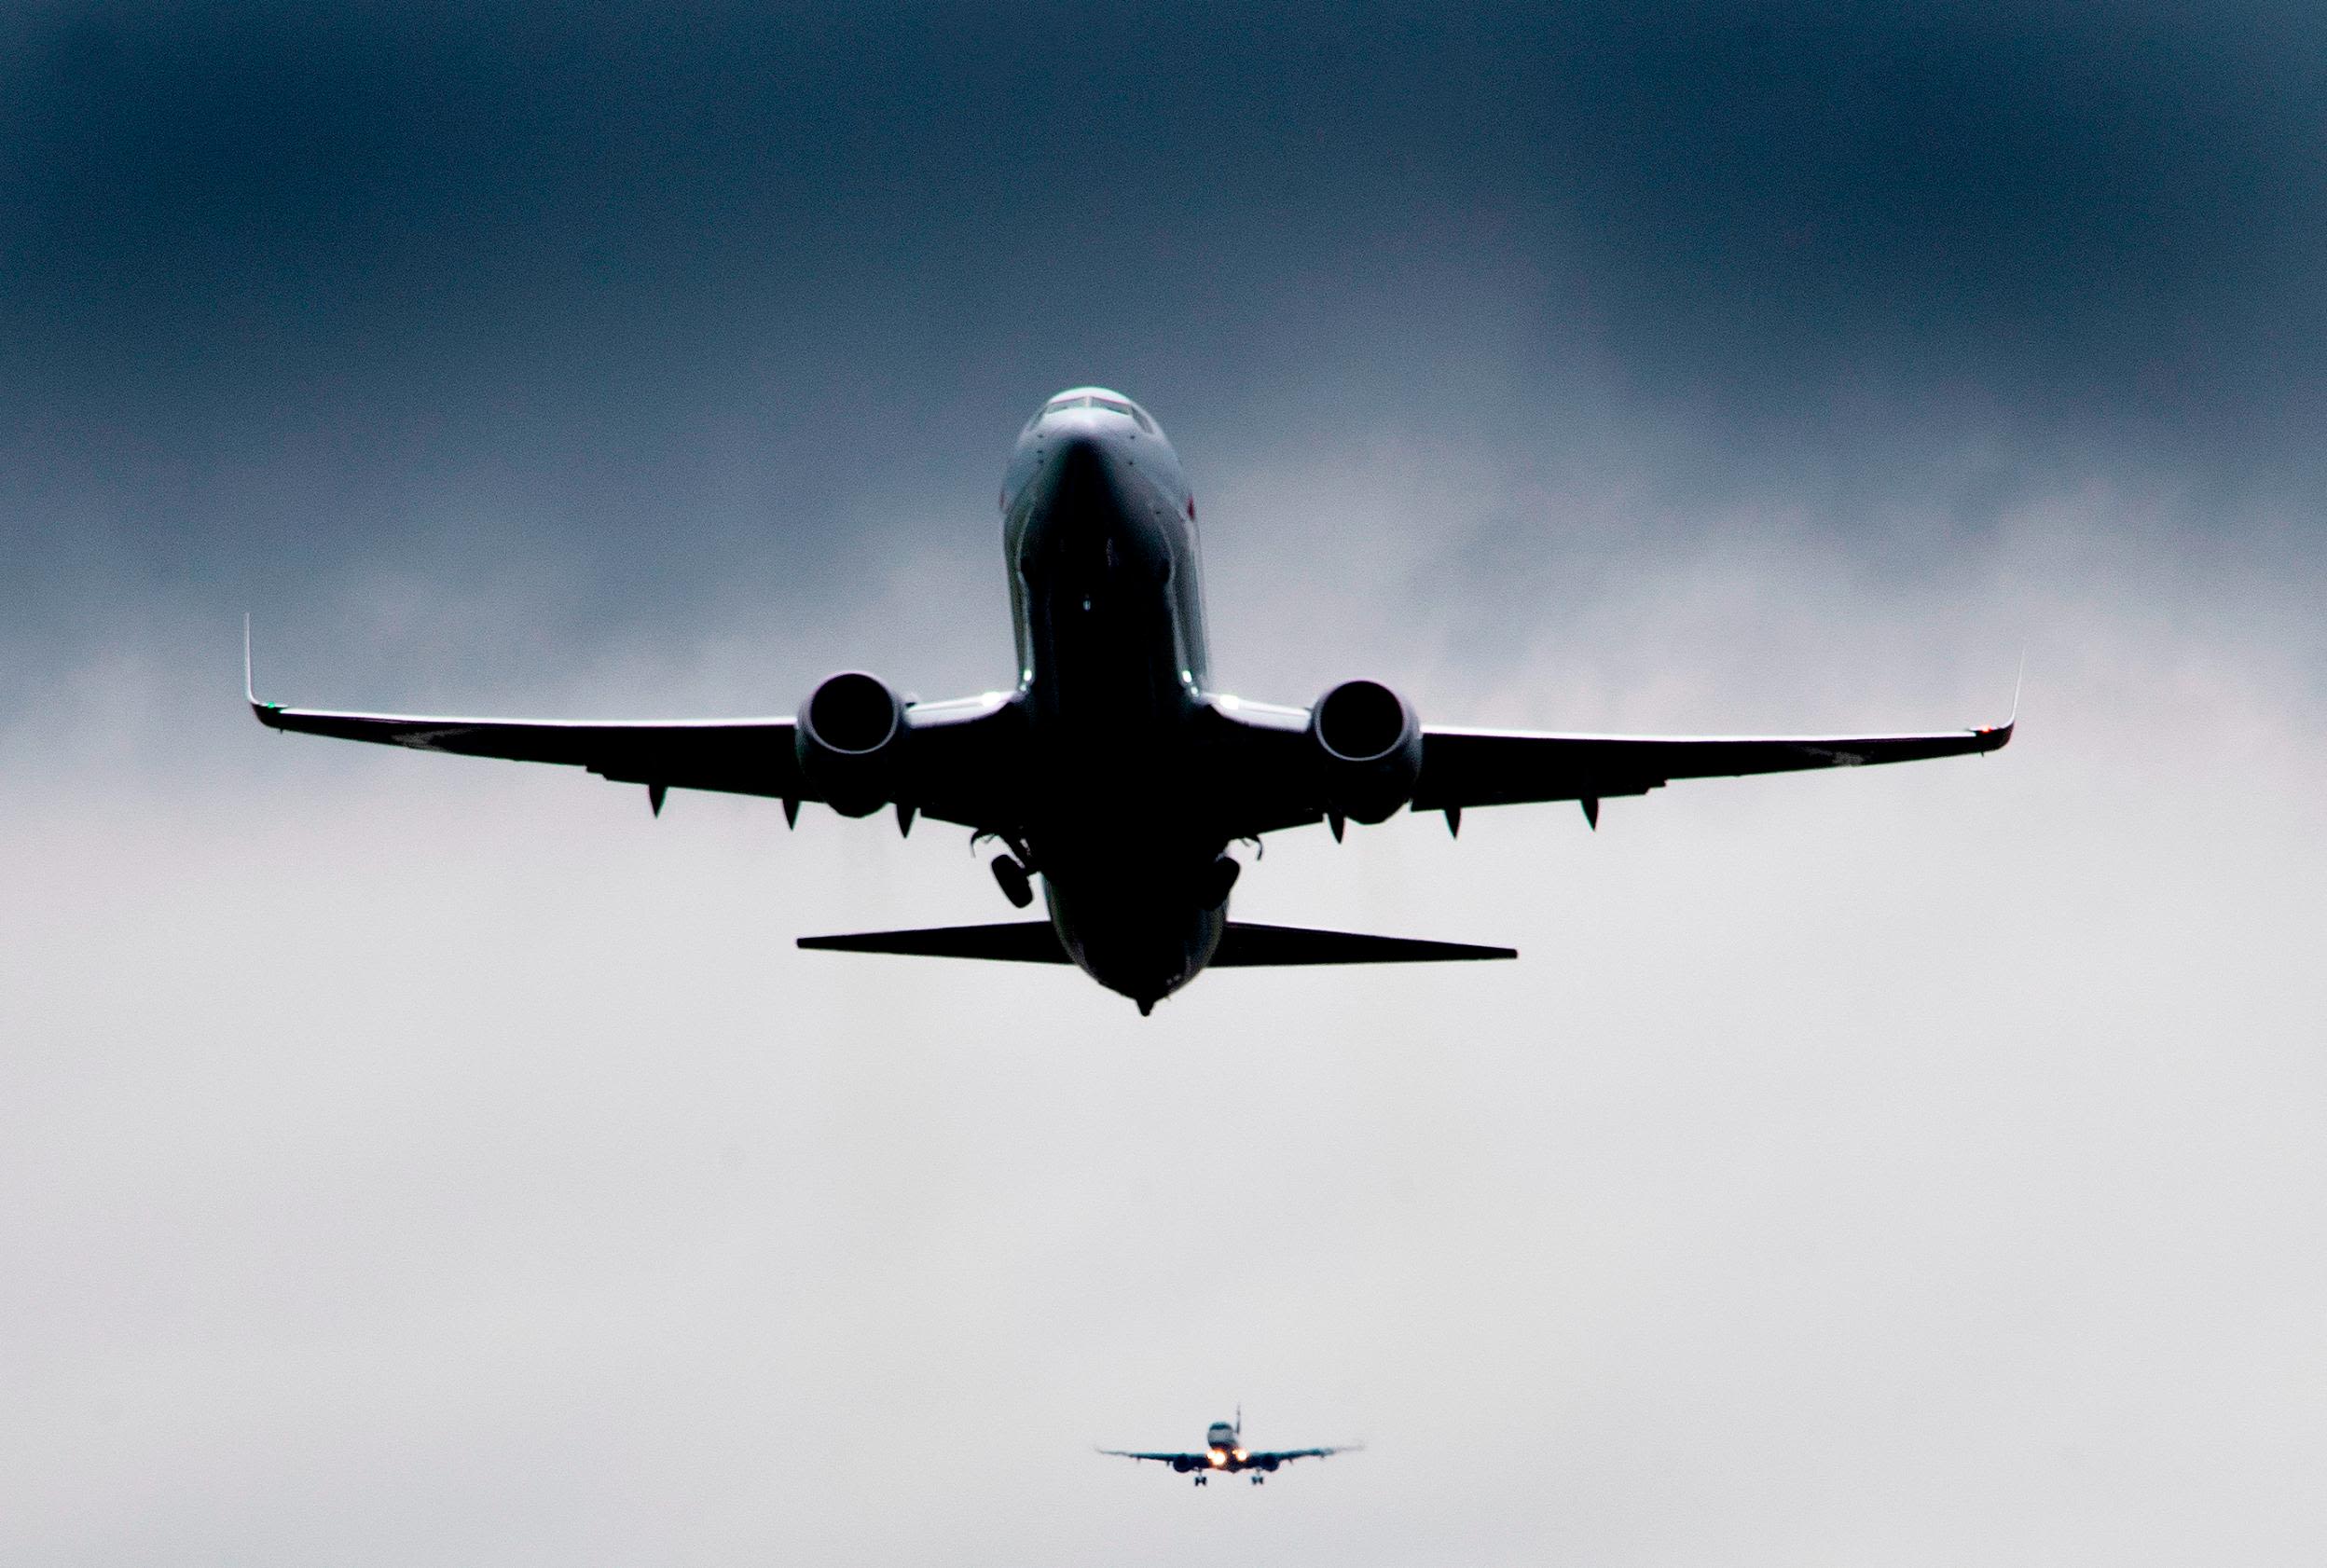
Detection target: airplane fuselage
<box><xmin>999</xmin><ymin>391</ymin><xmax>1227</xmax><ymax>1009</ymax></box>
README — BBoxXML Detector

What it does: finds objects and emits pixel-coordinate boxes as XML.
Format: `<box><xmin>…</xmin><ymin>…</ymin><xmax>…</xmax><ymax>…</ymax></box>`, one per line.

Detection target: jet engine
<box><xmin>1309</xmin><ymin>678</ymin><xmax>1423</xmax><ymax>824</ymax></box>
<box><xmin>795</xmin><ymin>670</ymin><xmax>905</xmax><ymax>818</ymax></box>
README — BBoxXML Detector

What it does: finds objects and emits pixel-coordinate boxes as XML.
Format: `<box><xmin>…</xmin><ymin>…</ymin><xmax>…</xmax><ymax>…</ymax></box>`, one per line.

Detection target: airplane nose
<box><xmin>1046</xmin><ymin>433</ymin><xmax>1112</xmax><ymax>505</ymax></box>
<box><xmin>1018</xmin><ymin>432</ymin><xmax>1156</xmax><ymax>571</ymax></box>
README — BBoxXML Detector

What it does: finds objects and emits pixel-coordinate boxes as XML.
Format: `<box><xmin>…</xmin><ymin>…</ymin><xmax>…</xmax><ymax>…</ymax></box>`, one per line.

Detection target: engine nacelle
<box><xmin>795</xmin><ymin>670</ymin><xmax>905</xmax><ymax>818</ymax></box>
<box><xmin>1309</xmin><ymin>678</ymin><xmax>1423</xmax><ymax>825</ymax></box>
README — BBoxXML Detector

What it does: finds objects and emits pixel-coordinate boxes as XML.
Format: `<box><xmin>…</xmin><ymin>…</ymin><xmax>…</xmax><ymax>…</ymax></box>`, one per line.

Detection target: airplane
<box><xmin>1098</xmin><ymin>1408</ymin><xmax>1356</xmax><ymax>1486</ymax></box>
<box><xmin>249</xmin><ymin>385</ymin><xmax>2014</xmax><ymax>1014</ymax></box>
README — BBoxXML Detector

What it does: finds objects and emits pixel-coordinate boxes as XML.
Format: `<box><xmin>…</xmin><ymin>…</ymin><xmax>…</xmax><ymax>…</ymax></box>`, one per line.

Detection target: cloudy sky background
<box><xmin>4</xmin><ymin>4</ymin><xmax>2323</xmax><ymax>1563</ymax></box>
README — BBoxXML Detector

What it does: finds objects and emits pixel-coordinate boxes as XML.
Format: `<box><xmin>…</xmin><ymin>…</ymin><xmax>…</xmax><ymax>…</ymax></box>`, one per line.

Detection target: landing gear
<box><xmin>1192</xmin><ymin>1474</ymin><xmax>1208</xmax><ymax>1487</ymax></box>
<box><xmin>990</xmin><ymin>854</ymin><xmax>1033</xmax><ymax>909</ymax></box>
<box><xmin>1195</xmin><ymin>854</ymin><xmax>1240</xmax><ymax>910</ymax></box>
<box><xmin>1249</xmin><ymin>1473</ymin><xmax>1265</xmax><ymax>1485</ymax></box>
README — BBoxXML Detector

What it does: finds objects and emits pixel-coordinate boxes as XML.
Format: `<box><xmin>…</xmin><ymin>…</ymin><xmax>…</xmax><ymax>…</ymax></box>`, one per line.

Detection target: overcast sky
<box><xmin>3</xmin><ymin>5</ymin><xmax>2323</xmax><ymax>1564</ymax></box>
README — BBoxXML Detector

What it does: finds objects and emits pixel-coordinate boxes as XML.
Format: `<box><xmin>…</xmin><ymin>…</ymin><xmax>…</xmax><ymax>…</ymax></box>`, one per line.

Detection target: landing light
<box><xmin>1207</xmin><ymin>1450</ymin><xmax>1226</xmax><ymax>1467</ymax></box>
<box><xmin>1233</xmin><ymin>1448</ymin><xmax>1249</xmax><ymax>1462</ymax></box>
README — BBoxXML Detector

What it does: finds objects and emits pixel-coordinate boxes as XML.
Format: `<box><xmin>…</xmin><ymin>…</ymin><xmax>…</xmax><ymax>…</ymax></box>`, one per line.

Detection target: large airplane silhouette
<box><xmin>252</xmin><ymin>386</ymin><xmax>2011</xmax><ymax>1012</ymax></box>
<box><xmin>1099</xmin><ymin>1408</ymin><xmax>1355</xmax><ymax>1486</ymax></box>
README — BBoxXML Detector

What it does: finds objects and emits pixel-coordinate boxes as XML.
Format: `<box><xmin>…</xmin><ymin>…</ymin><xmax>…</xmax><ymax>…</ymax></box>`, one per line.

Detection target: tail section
<box><xmin>1211</xmin><ymin>923</ymin><xmax>1514</xmax><ymax>966</ymax></box>
<box><xmin>796</xmin><ymin>920</ymin><xmax>1513</xmax><ymax>967</ymax></box>
<box><xmin>796</xmin><ymin>921</ymin><xmax>1067</xmax><ymax>963</ymax></box>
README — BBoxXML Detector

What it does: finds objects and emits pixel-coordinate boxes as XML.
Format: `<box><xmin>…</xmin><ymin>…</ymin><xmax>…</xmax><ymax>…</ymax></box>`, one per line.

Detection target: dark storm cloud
<box><xmin>3</xmin><ymin>1</ymin><xmax>2324</xmax><ymax>667</ymax></box>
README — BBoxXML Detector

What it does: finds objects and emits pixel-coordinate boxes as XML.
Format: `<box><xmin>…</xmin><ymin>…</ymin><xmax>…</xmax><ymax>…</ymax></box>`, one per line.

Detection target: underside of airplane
<box><xmin>251</xmin><ymin>386</ymin><xmax>2013</xmax><ymax>1011</ymax></box>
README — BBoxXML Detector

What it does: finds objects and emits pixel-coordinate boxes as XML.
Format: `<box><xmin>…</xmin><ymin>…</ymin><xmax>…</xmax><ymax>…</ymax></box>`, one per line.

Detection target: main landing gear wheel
<box><xmin>1250</xmin><ymin>1474</ymin><xmax>1265</xmax><ymax>1484</ymax></box>
<box><xmin>1192</xmin><ymin>1474</ymin><xmax>1207</xmax><ymax>1486</ymax></box>
<box><xmin>990</xmin><ymin>854</ymin><xmax>1033</xmax><ymax>908</ymax></box>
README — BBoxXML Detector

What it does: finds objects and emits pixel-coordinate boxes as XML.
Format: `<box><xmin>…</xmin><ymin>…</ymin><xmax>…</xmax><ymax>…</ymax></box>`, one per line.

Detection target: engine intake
<box><xmin>1309</xmin><ymin>678</ymin><xmax>1423</xmax><ymax>825</ymax></box>
<box><xmin>795</xmin><ymin>670</ymin><xmax>904</xmax><ymax>818</ymax></box>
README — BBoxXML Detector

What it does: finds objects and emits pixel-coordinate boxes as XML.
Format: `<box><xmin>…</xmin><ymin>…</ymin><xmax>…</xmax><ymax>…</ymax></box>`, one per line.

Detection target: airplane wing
<box><xmin>1202</xmin><ymin>696</ymin><xmax>2012</xmax><ymax>837</ymax></box>
<box><xmin>1095</xmin><ymin>1449</ymin><xmax>1203</xmax><ymax>1465</ymax></box>
<box><xmin>1409</xmin><ymin>719</ymin><xmax>2015</xmax><ymax>815</ymax></box>
<box><xmin>1253</xmin><ymin>1443</ymin><xmax>1359</xmax><ymax>1464</ymax></box>
<box><xmin>248</xmin><ymin>653</ymin><xmax>1025</xmax><ymax>832</ymax></box>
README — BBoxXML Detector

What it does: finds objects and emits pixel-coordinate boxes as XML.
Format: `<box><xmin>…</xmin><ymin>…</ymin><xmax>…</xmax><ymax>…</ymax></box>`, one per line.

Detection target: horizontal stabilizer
<box><xmin>797</xmin><ymin>921</ymin><xmax>1068</xmax><ymax>963</ymax></box>
<box><xmin>1212</xmin><ymin>922</ymin><xmax>1515</xmax><ymax>966</ymax></box>
<box><xmin>796</xmin><ymin>920</ymin><xmax>1513</xmax><ymax>968</ymax></box>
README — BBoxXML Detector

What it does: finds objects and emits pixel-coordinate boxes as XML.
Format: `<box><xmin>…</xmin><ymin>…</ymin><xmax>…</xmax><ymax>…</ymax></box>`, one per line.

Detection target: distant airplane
<box><xmin>1099</xmin><ymin>1408</ymin><xmax>1356</xmax><ymax>1486</ymax></box>
<box><xmin>250</xmin><ymin>386</ymin><xmax>2013</xmax><ymax>1012</ymax></box>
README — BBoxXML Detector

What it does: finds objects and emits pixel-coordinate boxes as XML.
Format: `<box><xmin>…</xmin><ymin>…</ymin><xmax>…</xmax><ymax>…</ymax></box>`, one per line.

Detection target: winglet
<box><xmin>1970</xmin><ymin>651</ymin><xmax>2022</xmax><ymax>750</ymax></box>
<box><xmin>245</xmin><ymin>614</ymin><xmax>287</xmax><ymax>726</ymax></box>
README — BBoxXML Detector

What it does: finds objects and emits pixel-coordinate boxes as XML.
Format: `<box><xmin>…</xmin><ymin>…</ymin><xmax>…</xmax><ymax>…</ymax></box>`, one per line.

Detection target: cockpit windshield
<box><xmin>1035</xmin><ymin>392</ymin><xmax>1156</xmax><ymax>433</ymax></box>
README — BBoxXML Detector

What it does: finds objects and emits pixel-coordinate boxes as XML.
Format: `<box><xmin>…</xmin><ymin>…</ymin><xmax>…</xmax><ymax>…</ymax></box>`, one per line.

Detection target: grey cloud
<box><xmin>6</xmin><ymin>8</ymin><xmax>2327</xmax><ymax>1562</ymax></box>
<box><xmin>7</xmin><ymin>1</ymin><xmax>2327</xmax><ymax>683</ymax></box>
